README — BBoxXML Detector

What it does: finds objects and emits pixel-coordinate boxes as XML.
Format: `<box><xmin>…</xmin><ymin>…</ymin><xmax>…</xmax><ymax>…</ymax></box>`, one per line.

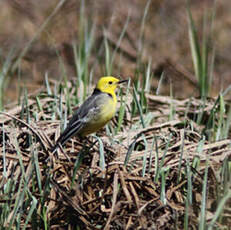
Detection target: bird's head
<box><xmin>96</xmin><ymin>76</ymin><xmax>128</xmax><ymax>95</ymax></box>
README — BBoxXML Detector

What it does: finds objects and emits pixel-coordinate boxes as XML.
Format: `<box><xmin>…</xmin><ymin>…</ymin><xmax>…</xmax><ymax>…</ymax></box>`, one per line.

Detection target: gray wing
<box><xmin>52</xmin><ymin>90</ymin><xmax>106</xmax><ymax>151</ymax></box>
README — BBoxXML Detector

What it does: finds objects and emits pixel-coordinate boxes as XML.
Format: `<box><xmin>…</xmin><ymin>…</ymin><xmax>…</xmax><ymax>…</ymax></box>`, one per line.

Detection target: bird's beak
<box><xmin>118</xmin><ymin>79</ymin><xmax>129</xmax><ymax>84</ymax></box>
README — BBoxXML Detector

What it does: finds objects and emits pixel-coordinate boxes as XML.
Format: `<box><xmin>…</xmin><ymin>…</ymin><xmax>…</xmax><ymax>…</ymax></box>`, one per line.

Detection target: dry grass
<box><xmin>0</xmin><ymin>81</ymin><xmax>230</xmax><ymax>229</ymax></box>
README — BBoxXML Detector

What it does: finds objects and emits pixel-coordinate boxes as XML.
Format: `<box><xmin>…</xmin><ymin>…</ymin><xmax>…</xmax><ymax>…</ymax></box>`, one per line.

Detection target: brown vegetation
<box><xmin>0</xmin><ymin>82</ymin><xmax>230</xmax><ymax>228</ymax></box>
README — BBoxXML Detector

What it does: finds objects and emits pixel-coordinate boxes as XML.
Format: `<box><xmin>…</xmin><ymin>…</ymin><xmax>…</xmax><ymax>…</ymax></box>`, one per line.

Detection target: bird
<box><xmin>52</xmin><ymin>76</ymin><xmax>128</xmax><ymax>152</ymax></box>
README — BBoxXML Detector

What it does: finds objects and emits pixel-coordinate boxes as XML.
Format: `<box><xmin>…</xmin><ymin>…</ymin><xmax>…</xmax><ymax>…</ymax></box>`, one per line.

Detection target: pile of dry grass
<box><xmin>0</xmin><ymin>86</ymin><xmax>230</xmax><ymax>229</ymax></box>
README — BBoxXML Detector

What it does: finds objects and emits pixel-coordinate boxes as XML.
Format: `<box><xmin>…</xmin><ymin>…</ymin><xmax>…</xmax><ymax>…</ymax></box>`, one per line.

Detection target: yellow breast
<box><xmin>80</xmin><ymin>96</ymin><xmax>116</xmax><ymax>136</ymax></box>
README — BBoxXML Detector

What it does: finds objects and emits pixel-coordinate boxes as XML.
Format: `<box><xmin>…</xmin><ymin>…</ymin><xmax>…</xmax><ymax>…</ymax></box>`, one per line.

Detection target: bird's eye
<box><xmin>108</xmin><ymin>81</ymin><xmax>113</xmax><ymax>85</ymax></box>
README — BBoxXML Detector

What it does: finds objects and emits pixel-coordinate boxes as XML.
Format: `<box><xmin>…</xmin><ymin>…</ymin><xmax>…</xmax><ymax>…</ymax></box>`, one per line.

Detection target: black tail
<box><xmin>51</xmin><ymin>120</ymin><xmax>83</xmax><ymax>153</ymax></box>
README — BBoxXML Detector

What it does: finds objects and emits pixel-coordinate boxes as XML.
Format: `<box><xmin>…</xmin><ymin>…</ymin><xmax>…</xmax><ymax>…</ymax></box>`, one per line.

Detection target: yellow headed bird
<box><xmin>52</xmin><ymin>76</ymin><xmax>128</xmax><ymax>152</ymax></box>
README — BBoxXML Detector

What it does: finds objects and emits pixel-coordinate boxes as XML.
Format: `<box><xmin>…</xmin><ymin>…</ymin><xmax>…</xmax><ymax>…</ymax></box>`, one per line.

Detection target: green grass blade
<box><xmin>156</xmin><ymin>71</ymin><xmax>165</xmax><ymax>95</ymax></box>
<box><xmin>124</xmin><ymin>137</ymin><xmax>138</xmax><ymax>166</ymax></box>
<box><xmin>141</xmin><ymin>134</ymin><xmax>148</xmax><ymax>177</ymax></box>
<box><xmin>154</xmin><ymin>136</ymin><xmax>160</xmax><ymax>182</ymax></box>
<box><xmin>216</xmin><ymin>93</ymin><xmax>225</xmax><ymax>140</ymax></box>
<box><xmin>199</xmin><ymin>161</ymin><xmax>209</xmax><ymax>230</ymax></box>
<box><xmin>223</xmin><ymin>104</ymin><xmax>231</xmax><ymax>139</ymax></box>
<box><xmin>104</xmin><ymin>36</ymin><xmax>112</xmax><ymax>75</ymax></box>
<box><xmin>159</xmin><ymin>134</ymin><xmax>172</xmax><ymax>172</ymax></box>
<box><xmin>208</xmin><ymin>190</ymin><xmax>231</xmax><ymax>230</ymax></box>
<box><xmin>187</xmin><ymin>1</ymin><xmax>202</xmax><ymax>82</ymax></box>
<box><xmin>201</xmin><ymin>13</ymin><xmax>209</xmax><ymax>97</ymax></box>
<box><xmin>155</xmin><ymin>134</ymin><xmax>171</xmax><ymax>182</ymax></box>
<box><xmin>0</xmin><ymin>48</ymin><xmax>15</xmax><ymax>109</ymax></box>
<box><xmin>2</xmin><ymin>123</ymin><xmax>6</xmax><ymax>178</ymax></box>
<box><xmin>35</xmin><ymin>96</ymin><xmax>43</xmax><ymax>113</ymax></box>
<box><xmin>33</xmin><ymin>148</ymin><xmax>42</xmax><ymax>194</ymax></box>
<box><xmin>184</xmin><ymin>197</ymin><xmax>189</xmax><ymax>230</ymax></box>
<box><xmin>116</xmin><ymin>78</ymin><xmax>130</xmax><ymax>134</ymax></box>
<box><xmin>22</xmin><ymin>196</ymin><xmax>37</xmax><ymax>230</ymax></box>
<box><xmin>160</xmin><ymin>167</ymin><xmax>169</xmax><ymax>205</ymax></box>
<box><xmin>133</xmin><ymin>87</ymin><xmax>145</xmax><ymax>128</ymax></box>
<box><xmin>169</xmin><ymin>82</ymin><xmax>175</xmax><ymax>120</ymax></box>
<box><xmin>45</xmin><ymin>72</ymin><xmax>52</xmax><ymax>95</ymax></box>
<box><xmin>148</xmin><ymin>136</ymin><xmax>155</xmax><ymax>174</ymax></box>
<box><xmin>144</xmin><ymin>58</ymin><xmax>152</xmax><ymax>93</ymax></box>
<box><xmin>71</xmin><ymin>148</ymin><xmax>86</xmax><ymax>187</ymax></box>
<box><xmin>177</xmin><ymin>131</ymin><xmax>186</xmax><ymax>182</ymax></box>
